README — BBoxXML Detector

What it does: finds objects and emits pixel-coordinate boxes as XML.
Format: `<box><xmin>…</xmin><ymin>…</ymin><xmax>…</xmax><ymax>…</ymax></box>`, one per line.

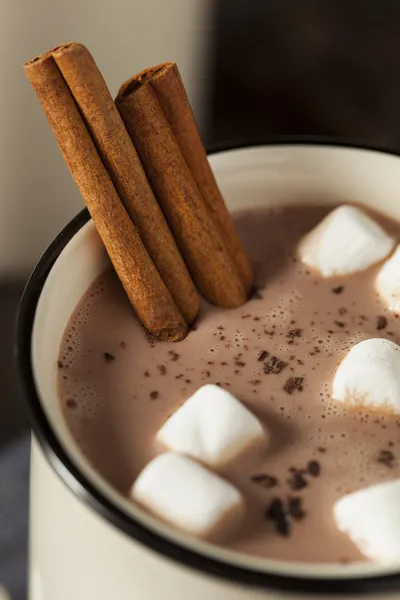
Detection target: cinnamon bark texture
<box><xmin>51</xmin><ymin>43</ymin><xmax>198</xmax><ymax>326</ymax></box>
<box><xmin>24</xmin><ymin>50</ymin><xmax>187</xmax><ymax>341</ymax></box>
<box><xmin>116</xmin><ymin>77</ymin><xmax>248</xmax><ymax>308</ymax></box>
<box><xmin>117</xmin><ymin>62</ymin><xmax>253</xmax><ymax>295</ymax></box>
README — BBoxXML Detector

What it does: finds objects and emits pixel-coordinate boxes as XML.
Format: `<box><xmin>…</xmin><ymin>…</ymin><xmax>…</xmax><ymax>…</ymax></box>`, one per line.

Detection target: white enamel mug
<box><xmin>16</xmin><ymin>142</ymin><xmax>400</xmax><ymax>599</ymax></box>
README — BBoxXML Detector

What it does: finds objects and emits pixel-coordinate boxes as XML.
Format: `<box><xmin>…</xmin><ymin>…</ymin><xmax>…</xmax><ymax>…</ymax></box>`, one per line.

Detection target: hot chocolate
<box><xmin>58</xmin><ymin>203</ymin><xmax>400</xmax><ymax>563</ymax></box>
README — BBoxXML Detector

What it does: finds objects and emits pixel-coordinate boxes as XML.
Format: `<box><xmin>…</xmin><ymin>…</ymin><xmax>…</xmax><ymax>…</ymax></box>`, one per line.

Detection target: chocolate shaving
<box><xmin>276</xmin><ymin>517</ymin><xmax>292</xmax><ymax>536</ymax></box>
<box><xmin>288</xmin><ymin>496</ymin><xmax>305</xmax><ymax>520</ymax></box>
<box><xmin>377</xmin><ymin>449</ymin><xmax>395</xmax><ymax>467</ymax></box>
<box><xmin>250</xmin><ymin>379</ymin><xmax>261</xmax><ymax>385</ymax></box>
<box><xmin>57</xmin><ymin>360</ymin><xmax>64</xmax><ymax>369</ymax></box>
<box><xmin>287</xmin><ymin>328</ymin><xmax>302</xmax><ymax>340</ymax></box>
<box><xmin>103</xmin><ymin>352</ymin><xmax>115</xmax><ymax>363</ymax></box>
<box><xmin>157</xmin><ymin>364</ymin><xmax>167</xmax><ymax>375</ymax></box>
<box><xmin>264</xmin><ymin>356</ymin><xmax>288</xmax><ymax>375</ymax></box>
<box><xmin>265</xmin><ymin>498</ymin><xmax>285</xmax><ymax>520</ymax></box>
<box><xmin>150</xmin><ymin>391</ymin><xmax>159</xmax><ymax>400</ymax></box>
<box><xmin>288</xmin><ymin>471</ymin><xmax>308</xmax><ymax>491</ymax></box>
<box><xmin>168</xmin><ymin>350</ymin><xmax>180</xmax><ymax>361</ymax></box>
<box><xmin>144</xmin><ymin>370</ymin><xmax>150</xmax><ymax>378</ymax></box>
<box><xmin>258</xmin><ymin>350</ymin><xmax>269</xmax><ymax>362</ymax></box>
<box><xmin>283</xmin><ymin>377</ymin><xmax>304</xmax><ymax>394</ymax></box>
<box><xmin>307</xmin><ymin>460</ymin><xmax>321</xmax><ymax>477</ymax></box>
<box><xmin>251</xmin><ymin>474</ymin><xmax>278</xmax><ymax>488</ymax></box>
<box><xmin>332</xmin><ymin>286</ymin><xmax>344</xmax><ymax>294</ymax></box>
<box><xmin>334</xmin><ymin>321</ymin><xmax>345</xmax><ymax>328</ymax></box>
<box><xmin>338</xmin><ymin>307</ymin><xmax>347</xmax><ymax>316</ymax></box>
<box><xmin>377</xmin><ymin>316</ymin><xmax>388</xmax><ymax>330</ymax></box>
<box><xmin>265</xmin><ymin>498</ymin><xmax>292</xmax><ymax>536</ymax></box>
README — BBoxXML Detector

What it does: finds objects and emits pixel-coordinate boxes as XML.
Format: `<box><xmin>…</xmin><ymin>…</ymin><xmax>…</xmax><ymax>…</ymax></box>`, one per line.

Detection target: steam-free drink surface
<box><xmin>59</xmin><ymin>204</ymin><xmax>400</xmax><ymax>563</ymax></box>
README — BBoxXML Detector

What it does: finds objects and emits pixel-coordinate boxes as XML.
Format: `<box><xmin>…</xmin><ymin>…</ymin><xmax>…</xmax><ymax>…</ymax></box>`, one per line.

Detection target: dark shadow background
<box><xmin>210</xmin><ymin>0</ymin><xmax>400</xmax><ymax>150</ymax></box>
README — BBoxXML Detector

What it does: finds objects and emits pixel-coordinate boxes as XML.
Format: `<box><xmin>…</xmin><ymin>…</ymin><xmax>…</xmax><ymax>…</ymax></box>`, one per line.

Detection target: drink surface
<box><xmin>58</xmin><ymin>203</ymin><xmax>400</xmax><ymax>563</ymax></box>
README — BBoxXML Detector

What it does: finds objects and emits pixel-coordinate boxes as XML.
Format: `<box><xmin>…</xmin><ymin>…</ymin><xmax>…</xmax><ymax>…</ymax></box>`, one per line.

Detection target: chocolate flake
<box><xmin>317</xmin><ymin>446</ymin><xmax>327</xmax><ymax>454</ymax></box>
<box><xmin>258</xmin><ymin>350</ymin><xmax>269</xmax><ymax>362</ymax></box>
<box><xmin>103</xmin><ymin>352</ymin><xmax>115</xmax><ymax>363</ymax></box>
<box><xmin>217</xmin><ymin>325</ymin><xmax>224</xmax><ymax>330</ymax></box>
<box><xmin>150</xmin><ymin>391</ymin><xmax>159</xmax><ymax>400</ymax></box>
<box><xmin>66</xmin><ymin>398</ymin><xmax>77</xmax><ymax>409</ymax></box>
<box><xmin>276</xmin><ymin>517</ymin><xmax>292</xmax><ymax>536</ymax></box>
<box><xmin>377</xmin><ymin>316</ymin><xmax>388</xmax><ymax>330</ymax></box>
<box><xmin>157</xmin><ymin>364</ymin><xmax>167</xmax><ymax>375</ymax></box>
<box><xmin>307</xmin><ymin>460</ymin><xmax>321</xmax><ymax>477</ymax></box>
<box><xmin>266</xmin><ymin>498</ymin><xmax>286</xmax><ymax>520</ymax></box>
<box><xmin>287</xmin><ymin>328</ymin><xmax>302</xmax><ymax>340</ymax></box>
<box><xmin>332</xmin><ymin>286</ymin><xmax>344</xmax><ymax>294</ymax></box>
<box><xmin>288</xmin><ymin>471</ymin><xmax>308</xmax><ymax>491</ymax></box>
<box><xmin>264</xmin><ymin>356</ymin><xmax>288</xmax><ymax>375</ymax></box>
<box><xmin>144</xmin><ymin>370</ymin><xmax>150</xmax><ymax>378</ymax></box>
<box><xmin>202</xmin><ymin>370</ymin><xmax>211</xmax><ymax>377</ymax></box>
<box><xmin>57</xmin><ymin>360</ymin><xmax>64</xmax><ymax>369</ymax></box>
<box><xmin>288</xmin><ymin>496</ymin><xmax>305</xmax><ymax>520</ymax></box>
<box><xmin>251</xmin><ymin>474</ymin><xmax>278</xmax><ymax>488</ymax></box>
<box><xmin>221</xmin><ymin>361</ymin><xmax>228</xmax><ymax>366</ymax></box>
<box><xmin>377</xmin><ymin>449</ymin><xmax>395</xmax><ymax>467</ymax></box>
<box><xmin>334</xmin><ymin>321</ymin><xmax>345</xmax><ymax>328</ymax></box>
<box><xmin>265</xmin><ymin>498</ymin><xmax>292</xmax><ymax>536</ymax></box>
<box><xmin>338</xmin><ymin>307</ymin><xmax>347</xmax><ymax>316</ymax></box>
<box><xmin>168</xmin><ymin>350</ymin><xmax>180</xmax><ymax>361</ymax></box>
<box><xmin>250</xmin><ymin>379</ymin><xmax>261</xmax><ymax>386</ymax></box>
<box><xmin>283</xmin><ymin>377</ymin><xmax>304</xmax><ymax>394</ymax></box>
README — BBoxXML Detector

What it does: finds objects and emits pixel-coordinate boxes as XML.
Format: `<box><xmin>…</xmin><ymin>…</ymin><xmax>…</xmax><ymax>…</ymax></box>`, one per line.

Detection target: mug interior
<box><xmin>26</xmin><ymin>143</ymin><xmax>400</xmax><ymax>586</ymax></box>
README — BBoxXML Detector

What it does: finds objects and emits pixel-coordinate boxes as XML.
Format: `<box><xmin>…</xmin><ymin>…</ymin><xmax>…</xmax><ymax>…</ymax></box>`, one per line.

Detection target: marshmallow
<box><xmin>131</xmin><ymin>452</ymin><xmax>244</xmax><ymax>540</ymax></box>
<box><xmin>376</xmin><ymin>244</ymin><xmax>400</xmax><ymax>313</ymax></box>
<box><xmin>334</xmin><ymin>479</ymin><xmax>400</xmax><ymax>562</ymax></box>
<box><xmin>156</xmin><ymin>384</ymin><xmax>266</xmax><ymax>468</ymax></box>
<box><xmin>298</xmin><ymin>205</ymin><xmax>395</xmax><ymax>277</ymax></box>
<box><xmin>333</xmin><ymin>338</ymin><xmax>400</xmax><ymax>414</ymax></box>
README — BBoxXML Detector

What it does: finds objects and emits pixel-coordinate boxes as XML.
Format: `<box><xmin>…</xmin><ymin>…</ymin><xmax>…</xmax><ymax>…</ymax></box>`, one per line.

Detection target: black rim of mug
<box><xmin>14</xmin><ymin>138</ymin><xmax>400</xmax><ymax>596</ymax></box>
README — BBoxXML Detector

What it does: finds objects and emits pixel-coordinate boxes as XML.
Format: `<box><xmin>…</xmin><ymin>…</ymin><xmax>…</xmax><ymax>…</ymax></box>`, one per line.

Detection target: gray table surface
<box><xmin>0</xmin><ymin>434</ymin><xmax>29</xmax><ymax>600</ymax></box>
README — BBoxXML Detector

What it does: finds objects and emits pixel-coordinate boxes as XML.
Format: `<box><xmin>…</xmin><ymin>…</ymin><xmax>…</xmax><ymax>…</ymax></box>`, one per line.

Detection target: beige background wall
<box><xmin>0</xmin><ymin>0</ymin><xmax>213</xmax><ymax>278</ymax></box>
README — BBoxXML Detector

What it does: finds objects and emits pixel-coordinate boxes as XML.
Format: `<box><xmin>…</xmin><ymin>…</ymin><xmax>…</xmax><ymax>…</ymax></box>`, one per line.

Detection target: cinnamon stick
<box><xmin>116</xmin><ymin>79</ymin><xmax>247</xmax><ymax>308</ymax></box>
<box><xmin>117</xmin><ymin>63</ymin><xmax>253</xmax><ymax>294</ymax></box>
<box><xmin>24</xmin><ymin>50</ymin><xmax>187</xmax><ymax>342</ymax></box>
<box><xmin>51</xmin><ymin>43</ymin><xmax>198</xmax><ymax>325</ymax></box>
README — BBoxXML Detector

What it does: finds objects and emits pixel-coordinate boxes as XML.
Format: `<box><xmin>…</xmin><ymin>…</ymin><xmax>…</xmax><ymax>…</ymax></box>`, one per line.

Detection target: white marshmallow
<box><xmin>333</xmin><ymin>338</ymin><xmax>400</xmax><ymax>414</ymax></box>
<box><xmin>334</xmin><ymin>479</ymin><xmax>400</xmax><ymax>562</ymax></box>
<box><xmin>376</xmin><ymin>244</ymin><xmax>400</xmax><ymax>313</ymax></box>
<box><xmin>131</xmin><ymin>452</ymin><xmax>244</xmax><ymax>540</ymax></box>
<box><xmin>298</xmin><ymin>205</ymin><xmax>394</xmax><ymax>277</ymax></box>
<box><xmin>156</xmin><ymin>384</ymin><xmax>266</xmax><ymax>468</ymax></box>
